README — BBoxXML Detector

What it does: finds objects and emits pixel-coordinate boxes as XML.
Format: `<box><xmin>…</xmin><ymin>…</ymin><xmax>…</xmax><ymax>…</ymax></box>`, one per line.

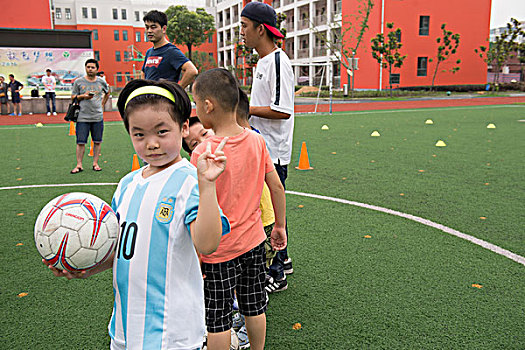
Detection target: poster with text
<box><xmin>0</xmin><ymin>47</ymin><xmax>93</xmax><ymax>95</ymax></box>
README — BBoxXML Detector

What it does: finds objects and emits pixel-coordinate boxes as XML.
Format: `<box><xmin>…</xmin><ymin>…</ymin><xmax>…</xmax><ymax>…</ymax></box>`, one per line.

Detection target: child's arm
<box><xmin>190</xmin><ymin>138</ymin><xmax>228</xmax><ymax>255</ymax></box>
<box><xmin>265</xmin><ymin>170</ymin><xmax>287</xmax><ymax>250</ymax></box>
<box><xmin>42</xmin><ymin>252</ymin><xmax>114</xmax><ymax>280</ymax></box>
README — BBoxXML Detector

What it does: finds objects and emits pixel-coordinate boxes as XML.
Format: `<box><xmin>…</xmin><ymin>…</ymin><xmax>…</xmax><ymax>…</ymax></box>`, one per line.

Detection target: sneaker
<box><xmin>9</xmin><ymin>113</ymin><xmax>15</xmax><ymax>116</ymax></box>
<box><xmin>283</xmin><ymin>258</ymin><xmax>293</xmax><ymax>275</ymax></box>
<box><xmin>47</xmin><ymin>112</ymin><xmax>51</xmax><ymax>116</ymax></box>
<box><xmin>53</xmin><ymin>112</ymin><xmax>57</xmax><ymax>115</ymax></box>
<box><xmin>237</xmin><ymin>325</ymin><xmax>250</xmax><ymax>349</ymax></box>
<box><xmin>232</xmin><ymin>312</ymin><xmax>245</xmax><ymax>331</ymax></box>
<box><xmin>265</xmin><ymin>275</ymin><xmax>288</xmax><ymax>293</ymax></box>
<box><xmin>18</xmin><ymin>113</ymin><xmax>22</xmax><ymax>116</ymax></box>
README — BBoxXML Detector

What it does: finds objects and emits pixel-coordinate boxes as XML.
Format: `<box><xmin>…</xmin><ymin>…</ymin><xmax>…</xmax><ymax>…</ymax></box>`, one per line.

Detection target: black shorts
<box><xmin>202</xmin><ymin>242</ymin><xmax>267</xmax><ymax>333</ymax></box>
<box><xmin>11</xmin><ymin>92</ymin><xmax>21</xmax><ymax>103</ymax></box>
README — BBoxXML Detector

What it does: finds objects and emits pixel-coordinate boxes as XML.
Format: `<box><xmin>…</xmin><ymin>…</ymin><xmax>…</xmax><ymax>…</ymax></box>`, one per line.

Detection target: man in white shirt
<box><xmin>41</xmin><ymin>69</ymin><xmax>57</xmax><ymax>116</ymax></box>
<box><xmin>241</xmin><ymin>1</ymin><xmax>295</xmax><ymax>293</ymax></box>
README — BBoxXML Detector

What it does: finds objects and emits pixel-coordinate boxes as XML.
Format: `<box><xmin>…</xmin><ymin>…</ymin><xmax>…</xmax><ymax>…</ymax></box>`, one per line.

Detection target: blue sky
<box><xmin>490</xmin><ymin>0</ymin><xmax>525</xmax><ymax>28</ymax></box>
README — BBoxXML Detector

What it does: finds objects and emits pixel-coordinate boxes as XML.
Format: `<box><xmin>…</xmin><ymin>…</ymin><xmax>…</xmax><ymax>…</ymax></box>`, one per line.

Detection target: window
<box><xmin>94</xmin><ymin>51</ymin><xmax>100</xmax><ymax>61</ymax></box>
<box><xmin>395</xmin><ymin>30</ymin><xmax>402</xmax><ymax>42</ymax></box>
<box><xmin>92</xmin><ymin>29</ymin><xmax>98</xmax><ymax>40</ymax></box>
<box><xmin>55</xmin><ymin>8</ymin><xmax>62</xmax><ymax>19</ymax></box>
<box><xmin>209</xmin><ymin>52</ymin><xmax>214</xmax><ymax>58</ymax></box>
<box><xmin>123</xmin><ymin>51</ymin><xmax>130</xmax><ymax>61</ymax></box>
<box><xmin>419</xmin><ymin>15</ymin><xmax>430</xmax><ymax>36</ymax></box>
<box><xmin>123</xmin><ymin>30</ymin><xmax>128</xmax><ymax>41</ymax></box>
<box><xmin>117</xmin><ymin>72</ymin><xmax>122</xmax><ymax>82</ymax></box>
<box><xmin>144</xmin><ymin>31</ymin><xmax>148</xmax><ymax>41</ymax></box>
<box><xmin>65</xmin><ymin>8</ymin><xmax>71</xmax><ymax>20</ymax></box>
<box><xmin>115</xmin><ymin>51</ymin><xmax>121</xmax><ymax>62</ymax></box>
<box><xmin>125</xmin><ymin>72</ymin><xmax>131</xmax><ymax>82</ymax></box>
<box><xmin>389</xmin><ymin>73</ymin><xmax>400</xmax><ymax>84</ymax></box>
<box><xmin>82</xmin><ymin>7</ymin><xmax>88</xmax><ymax>18</ymax></box>
<box><xmin>91</xmin><ymin>8</ymin><xmax>97</xmax><ymax>19</ymax></box>
<box><xmin>417</xmin><ymin>57</ymin><xmax>428</xmax><ymax>76</ymax></box>
<box><xmin>114</xmin><ymin>30</ymin><xmax>119</xmax><ymax>41</ymax></box>
<box><xmin>135</xmin><ymin>31</ymin><xmax>141</xmax><ymax>42</ymax></box>
<box><xmin>121</xmin><ymin>9</ymin><xmax>127</xmax><ymax>20</ymax></box>
<box><xmin>208</xmin><ymin>33</ymin><xmax>213</xmax><ymax>43</ymax></box>
<box><xmin>113</xmin><ymin>8</ymin><xmax>118</xmax><ymax>20</ymax></box>
<box><xmin>135</xmin><ymin>11</ymin><xmax>140</xmax><ymax>21</ymax></box>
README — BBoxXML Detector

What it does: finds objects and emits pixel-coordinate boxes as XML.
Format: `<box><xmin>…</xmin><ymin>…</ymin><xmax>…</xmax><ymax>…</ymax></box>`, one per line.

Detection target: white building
<box><xmin>213</xmin><ymin>0</ymin><xmax>342</xmax><ymax>87</ymax></box>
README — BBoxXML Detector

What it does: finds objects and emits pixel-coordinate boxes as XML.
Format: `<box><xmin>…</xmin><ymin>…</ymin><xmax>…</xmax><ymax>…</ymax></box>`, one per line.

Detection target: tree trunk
<box><xmin>431</xmin><ymin>61</ymin><xmax>440</xmax><ymax>92</ymax></box>
<box><xmin>187</xmin><ymin>44</ymin><xmax>192</xmax><ymax>61</ymax></box>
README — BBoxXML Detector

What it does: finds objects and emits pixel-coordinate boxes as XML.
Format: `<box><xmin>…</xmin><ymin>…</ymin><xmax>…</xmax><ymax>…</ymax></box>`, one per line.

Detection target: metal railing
<box><xmin>314</xmin><ymin>14</ymin><xmax>327</xmax><ymax>26</ymax></box>
<box><xmin>313</xmin><ymin>46</ymin><xmax>327</xmax><ymax>57</ymax></box>
<box><xmin>298</xmin><ymin>48</ymin><xmax>309</xmax><ymax>58</ymax></box>
<box><xmin>298</xmin><ymin>18</ymin><xmax>309</xmax><ymax>30</ymax></box>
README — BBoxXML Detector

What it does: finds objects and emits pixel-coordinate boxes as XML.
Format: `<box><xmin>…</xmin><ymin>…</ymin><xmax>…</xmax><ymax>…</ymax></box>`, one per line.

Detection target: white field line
<box><xmin>296</xmin><ymin>104</ymin><xmax>525</xmax><ymax>116</ymax></box>
<box><xmin>0</xmin><ymin>122</ymin><xmax>123</xmax><ymax>131</ymax></box>
<box><xmin>288</xmin><ymin>190</ymin><xmax>525</xmax><ymax>267</ymax></box>
<box><xmin>1</xmin><ymin>183</ymin><xmax>523</xmax><ymax>267</ymax></box>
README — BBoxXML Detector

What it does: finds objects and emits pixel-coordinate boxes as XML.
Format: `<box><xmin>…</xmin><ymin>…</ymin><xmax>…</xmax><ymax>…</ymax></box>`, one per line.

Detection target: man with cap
<box><xmin>241</xmin><ymin>1</ymin><xmax>295</xmax><ymax>295</ymax></box>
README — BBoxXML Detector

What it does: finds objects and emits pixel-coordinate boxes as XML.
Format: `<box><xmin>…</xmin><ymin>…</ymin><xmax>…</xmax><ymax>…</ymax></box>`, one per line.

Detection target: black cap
<box><xmin>241</xmin><ymin>2</ymin><xmax>284</xmax><ymax>39</ymax></box>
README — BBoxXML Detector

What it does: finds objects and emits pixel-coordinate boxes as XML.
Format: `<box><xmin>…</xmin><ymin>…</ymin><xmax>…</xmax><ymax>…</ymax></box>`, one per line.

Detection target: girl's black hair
<box><xmin>117</xmin><ymin>79</ymin><xmax>191</xmax><ymax>132</ymax></box>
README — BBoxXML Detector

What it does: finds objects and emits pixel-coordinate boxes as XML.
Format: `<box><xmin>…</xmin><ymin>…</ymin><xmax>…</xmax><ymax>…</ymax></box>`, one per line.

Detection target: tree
<box><xmin>191</xmin><ymin>51</ymin><xmax>218</xmax><ymax>73</ymax></box>
<box><xmin>475</xmin><ymin>18</ymin><xmax>524</xmax><ymax>88</ymax></box>
<box><xmin>165</xmin><ymin>6</ymin><xmax>215</xmax><ymax>61</ymax></box>
<box><xmin>370</xmin><ymin>22</ymin><xmax>406</xmax><ymax>96</ymax></box>
<box><xmin>429</xmin><ymin>24</ymin><xmax>461</xmax><ymax>91</ymax></box>
<box><xmin>311</xmin><ymin>0</ymin><xmax>374</xmax><ymax>97</ymax></box>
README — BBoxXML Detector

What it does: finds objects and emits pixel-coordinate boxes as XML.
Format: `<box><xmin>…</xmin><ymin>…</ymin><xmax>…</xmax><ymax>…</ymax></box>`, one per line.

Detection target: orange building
<box><xmin>342</xmin><ymin>0</ymin><xmax>491</xmax><ymax>89</ymax></box>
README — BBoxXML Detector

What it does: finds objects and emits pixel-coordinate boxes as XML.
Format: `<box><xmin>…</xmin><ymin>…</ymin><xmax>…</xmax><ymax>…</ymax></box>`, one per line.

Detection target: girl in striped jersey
<box><xmin>45</xmin><ymin>79</ymin><xmax>231</xmax><ymax>349</ymax></box>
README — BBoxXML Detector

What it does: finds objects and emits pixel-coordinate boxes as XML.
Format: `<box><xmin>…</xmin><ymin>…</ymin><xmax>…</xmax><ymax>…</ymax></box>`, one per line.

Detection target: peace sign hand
<box><xmin>196</xmin><ymin>138</ymin><xmax>228</xmax><ymax>182</ymax></box>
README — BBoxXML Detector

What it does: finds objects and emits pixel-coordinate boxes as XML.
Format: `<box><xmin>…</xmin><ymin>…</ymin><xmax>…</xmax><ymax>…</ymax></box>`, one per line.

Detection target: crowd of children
<box><xmin>44</xmin><ymin>2</ymin><xmax>294</xmax><ymax>349</ymax></box>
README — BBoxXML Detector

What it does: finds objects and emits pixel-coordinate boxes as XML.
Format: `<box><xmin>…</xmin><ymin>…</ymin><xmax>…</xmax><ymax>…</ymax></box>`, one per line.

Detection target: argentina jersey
<box><xmin>109</xmin><ymin>159</ymin><xmax>229</xmax><ymax>349</ymax></box>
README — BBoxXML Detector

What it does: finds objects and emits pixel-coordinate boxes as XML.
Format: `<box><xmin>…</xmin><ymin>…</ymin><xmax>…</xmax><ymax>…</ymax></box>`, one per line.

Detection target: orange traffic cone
<box><xmin>68</xmin><ymin>121</ymin><xmax>75</xmax><ymax>136</ymax></box>
<box><xmin>295</xmin><ymin>142</ymin><xmax>313</xmax><ymax>170</ymax></box>
<box><xmin>131</xmin><ymin>154</ymin><xmax>141</xmax><ymax>171</ymax></box>
<box><xmin>88</xmin><ymin>140</ymin><xmax>94</xmax><ymax>157</ymax></box>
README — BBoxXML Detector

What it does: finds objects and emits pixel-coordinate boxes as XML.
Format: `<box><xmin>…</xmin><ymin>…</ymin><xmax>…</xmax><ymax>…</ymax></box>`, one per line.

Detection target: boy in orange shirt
<box><xmin>190</xmin><ymin>68</ymin><xmax>286</xmax><ymax>350</ymax></box>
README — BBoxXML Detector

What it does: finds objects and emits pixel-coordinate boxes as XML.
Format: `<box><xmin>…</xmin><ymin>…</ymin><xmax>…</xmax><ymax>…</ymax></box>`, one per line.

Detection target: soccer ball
<box><xmin>34</xmin><ymin>192</ymin><xmax>119</xmax><ymax>272</ymax></box>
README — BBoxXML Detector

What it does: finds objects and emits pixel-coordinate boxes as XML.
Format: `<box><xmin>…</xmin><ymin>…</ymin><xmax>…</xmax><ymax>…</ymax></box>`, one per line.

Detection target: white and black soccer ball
<box><xmin>34</xmin><ymin>192</ymin><xmax>119</xmax><ymax>272</ymax></box>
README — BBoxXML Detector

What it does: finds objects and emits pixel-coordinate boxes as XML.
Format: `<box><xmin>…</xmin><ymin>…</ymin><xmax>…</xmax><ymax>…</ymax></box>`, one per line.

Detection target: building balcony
<box><xmin>298</xmin><ymin>48</ymin><xmax>309</xmax><ymax>59</ymax></box>
<box><xmin>333</xmin><ymin>0</ymin><xmax>342</xmax><ymax>14</ymax></box>
<box><xmin>298</xmin><ymin>18</ymin><xmax>309</xmax><ymax>30</ymax></box>
<box><xmin>313</xmin><ymin>46</ymin><xmax>327</xmax><ymax>57</ymax></box>
<box><xmin>314</xmin><ymin>14</ymin><xmax>327</xmax><ymax>26</ymax></box>
<box><xmin>283</xmin><ymin>21</ymin><xmax>294</xmax><ymax>32</ymax></box>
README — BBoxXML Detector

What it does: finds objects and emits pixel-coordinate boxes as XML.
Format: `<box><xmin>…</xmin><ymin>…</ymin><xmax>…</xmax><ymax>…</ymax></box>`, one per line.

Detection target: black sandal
<box><xmin>70</xmin><ymin>167</ymin><xmax>83</xmax><ymax>174</ymax></box>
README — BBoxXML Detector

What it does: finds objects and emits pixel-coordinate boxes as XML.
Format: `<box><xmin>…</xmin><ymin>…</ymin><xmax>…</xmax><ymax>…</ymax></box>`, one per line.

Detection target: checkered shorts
<box><xmin>202</xmin><ymin>241</ymin><xmax>267</xmax><ymax>333</ymax></box>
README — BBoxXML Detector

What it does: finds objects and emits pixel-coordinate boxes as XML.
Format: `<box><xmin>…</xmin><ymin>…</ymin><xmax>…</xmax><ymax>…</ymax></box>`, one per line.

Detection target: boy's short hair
<box><xmin>9</xmin><ymin>74</ymin><xmax>14</xmax><ymax>78</ymax></box>
<box><xmin>117</xmin><ymin>79</ymin><xmax>191</xmax><ymax>132</ymax></box>
<box><xmin>46</xmin><ymin>69</ymin><xmax>51</xmax><ymax>73</ymax></box>
<box><xmin>237</xmin><ymin>87</ymin><xmax>250</xmax><ymax>121</ymax></box>
<box><xmin>193</xmin><ymin>68</ymin><xmax>239</xmax><ymax>113</ymax></box>
<box><xmin>85</xmin><ymin>58</ymin><xmax>99</xmax><ymax>69</ymax></box>
<box><xmin>182</xmin><ymin>117</ymin><xmax>203</xmax><ymax>154</ymax></box>
<box><xmin>143</xmin><ymin>10</ymin><xmax>168</xmax><ymax>27</ymax></box>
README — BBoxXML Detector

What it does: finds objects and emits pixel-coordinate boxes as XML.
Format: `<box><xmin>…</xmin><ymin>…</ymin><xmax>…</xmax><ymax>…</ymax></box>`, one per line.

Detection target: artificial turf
<box><xmin>1</xmin><ymin>104</ymin><xmax>524</xmax><ymax>349</ymax></box>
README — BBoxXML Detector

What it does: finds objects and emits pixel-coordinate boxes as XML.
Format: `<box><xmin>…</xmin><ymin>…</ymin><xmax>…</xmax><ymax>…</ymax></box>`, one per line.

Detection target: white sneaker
<box><xmin>53</xmin><ymin>112</ymin><xmax>57</xmax><ymax>116</ymax></box>
<box><xmin>47</xmin><ymin>112</ymin><xmax>51</xmax><ymax>116</ymax></box>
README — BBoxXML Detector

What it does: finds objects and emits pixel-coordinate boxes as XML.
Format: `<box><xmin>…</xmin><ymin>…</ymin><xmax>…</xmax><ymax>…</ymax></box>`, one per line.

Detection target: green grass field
<box><xmin>1</xmin><ymin>104</ymin><xmax>524</xmax><ymax>349</ymax></box>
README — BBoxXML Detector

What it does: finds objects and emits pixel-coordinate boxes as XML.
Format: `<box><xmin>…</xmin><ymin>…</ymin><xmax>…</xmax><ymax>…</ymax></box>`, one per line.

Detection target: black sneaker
<box><xmin>265</xmin><ymin>275</ymin><xmax>288</xmax><ymax>293</ymax></box>
<box><xmin>283</xmin><ymin>258</ymin><xmax>293</xmax><ymax>275</ymax></box>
